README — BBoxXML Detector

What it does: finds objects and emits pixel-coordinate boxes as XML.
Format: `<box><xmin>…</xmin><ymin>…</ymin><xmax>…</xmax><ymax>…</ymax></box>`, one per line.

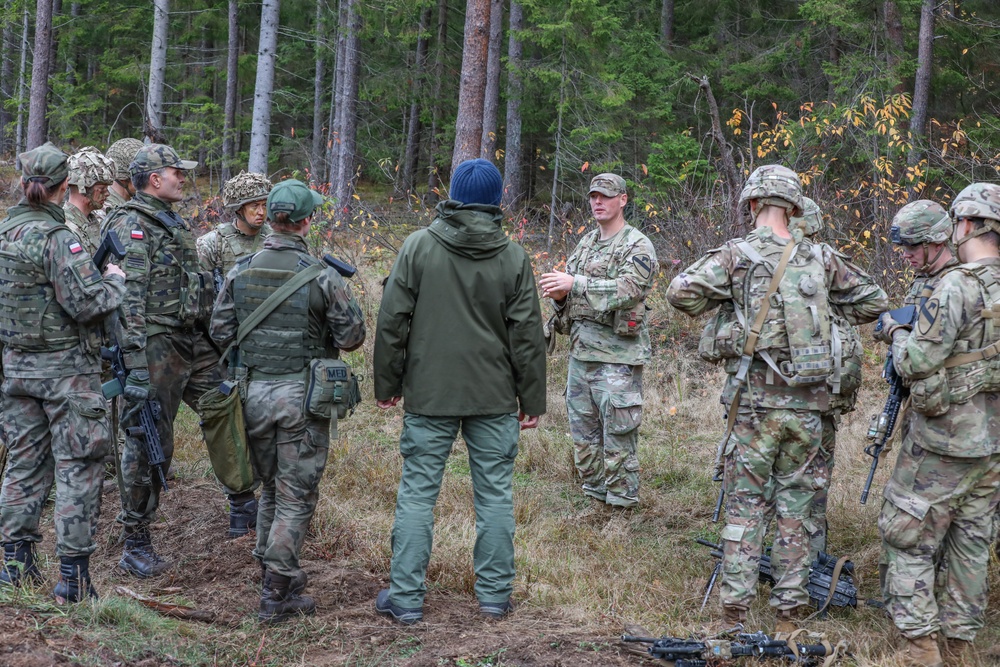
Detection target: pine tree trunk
<box><xmin>0</xmin><ymin>0</ymin><xmax>14</xmax><ymax>154</ymax></box>
<box><xmin>660</xmin><ymin>0</ymin><xmax>674</xmax><ymax>49</ymax></box>
<box><xmin>479</xmin><ymin>0</ymin><xmax>502</xmax><ymax>162</ymax></box>
<box><xmin>221</xmin><ymin>0</ymin><xmax>238</xmax><ymax>183</ymax></box>
<box><xmin>399</xmin><ymin>5</ymin><xmax>432</xmax><ymax>196</ymax></box>
<box><xmin>65</xmin><ymin>2</ymin><xmax>79</xmax><ymax>86</ymax></box>
<box><xmin>26</xmin><ymin>0</ymin><xmax>54</xmax><ymax>149</ymax></box>
<box><xmin>311</xmin><ymin>0</ymin><xmax>326</xmax><ymax>176</ymax></box>
<box><xmin>451</xmin><ymin>0</ymin><xmax>489</xmax><ymax>173</ymax></box>
<box><xmin>247</xmin><ymin>0</ymin><xmax>280</xmax><ymax>175</ymax></box>
<box><xmin>328</xmin><ymin>0</ymin><xmax>347</xmax><ymax>190</ymax></box>
<box><xmin>426</xmin><ymin>0</ymin><xmax>448</xmax><ymax>196</ymax></box>
<box><xmin>501</xmin><ymin>0</ymin><xmax>524</xmax><ymax>210</ymax></box>
<box><xmin>908</xmin><ymin>0</ymin><xmax>935</xmax><ymax>175</ymax></box>
<box><xmin>333</xmin><ymin>0</ymin><xmax>360</xmax><ymax>223</ymax></box>
<box><xmin>883</xmin><ymin>0</ymin><xmax>904</xmax><ymax>92</ymax></box>
<box><xmin>546</xmin><ymin>36</ymin><xmax>566</xmax><ymax>251</ymax></box>
<box><xmin>14</xmin><ymin>3</ymin><xmax>28</xmax><ymax>157</ymax></box>
<box><xmin>146</xmin><ymin>0</ymin><xmax>169</xmax><ymax>142</ymax></box>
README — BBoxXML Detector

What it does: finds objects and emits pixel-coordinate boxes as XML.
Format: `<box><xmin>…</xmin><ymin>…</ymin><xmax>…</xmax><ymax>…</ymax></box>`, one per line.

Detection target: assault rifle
<box><xmin>622</xmin><ymin>631</ymin><xmax>846</xmax><ymax>666</ymax></box>
<box><xmin>861</xmin><ymin>304</ymin><xmax>916</xmax><ymax>504</ymax></box>
<box><xmin>100</xmin><ymin>344</ymin><xmax>169</xmax><ymax>491</ymax></box>
<box><xmin>697</xmin><ymin>539</ymin><xmax>857</xmax><ymax>613</ymax></box>
<box><xmin>92</xmin><ymin>230</ymin><xmax>126</xmax><ymax>269</ymax></box>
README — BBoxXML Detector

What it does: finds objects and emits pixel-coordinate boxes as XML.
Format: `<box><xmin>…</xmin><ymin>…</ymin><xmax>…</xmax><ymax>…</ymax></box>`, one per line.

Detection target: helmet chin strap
<box><xmin>236</xmin><ymin>210</ymin><xmax>264</xmax><ymax>231</ymax></box>
<box><xmin>919</xmin><ymin>242</ymin><xmax>946</xmax><ymax>273</ymax></box>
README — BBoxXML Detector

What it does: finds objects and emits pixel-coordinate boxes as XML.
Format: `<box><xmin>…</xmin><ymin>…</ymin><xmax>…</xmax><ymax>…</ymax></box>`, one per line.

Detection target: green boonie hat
<box><xmin>588</xmin><ymin>173</ymin><xmax>627</xmax><ymax>197</ymax></box>
<box><xmin>267</xmin><ymin>179</ymin><xmax>324</xmax><ymax>222</ymax></box>
<box><xmin>19</xmin><ymin>142</ymin><xmax>69</xmax><ymax>185</ymax></box>
<box><xmin>890</xmin><ymin>200</ymin><xmax>950</xmax><ymax>245</ymax></box>
<box><xmin>129</xmin><ymin>143</ymin><xmax>198</xmax><ymax>176</ymax></box>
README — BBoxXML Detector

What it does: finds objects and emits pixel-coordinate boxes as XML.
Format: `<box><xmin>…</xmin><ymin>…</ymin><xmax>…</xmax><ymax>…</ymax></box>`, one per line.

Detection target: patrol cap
<box><xmin>889</xmin><ymin>200</ymin><xmax>951</xmax><ymax>245</ymax></box>
<box><xmin>267</xmin><ymin>179</ymin><xmax>324</xmax><ymax>222</ymax></box>
<box><xmin>129</xmin><ymin>143</ymin><xmax>198</xmax><ymax>176</ymax></box>
<box><xmin>19</xmin><ymin>142</ymin><xmax>69</xmax><ymax>185</ymax></box>
<box><xmin>588</xmin><ymin>173</ymin><xmax>627</xmax><ymax>197</ymax></box>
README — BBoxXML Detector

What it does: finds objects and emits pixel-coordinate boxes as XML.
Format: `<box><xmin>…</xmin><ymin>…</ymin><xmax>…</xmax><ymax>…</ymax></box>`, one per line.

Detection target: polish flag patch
<box><xmin>68</xmin><ymin>241</ymin><xmax>82</xmax><ymax>254</ymax></box>
<box><xmin>130</xmin><ymin>229</ymin><xmax>144</xmax><ymax>240</ymax></box>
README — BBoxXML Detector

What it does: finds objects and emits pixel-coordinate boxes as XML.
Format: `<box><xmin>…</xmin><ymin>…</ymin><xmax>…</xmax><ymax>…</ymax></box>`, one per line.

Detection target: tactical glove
<box><xmin>124</xmin><ymin>369</ymin><xmax>151</xmax><ymax>403</ymax></box>
<box><xmin>873</xmin><ymin>311</ymin><xmax>911</xmax><ymax>345</ymax></box>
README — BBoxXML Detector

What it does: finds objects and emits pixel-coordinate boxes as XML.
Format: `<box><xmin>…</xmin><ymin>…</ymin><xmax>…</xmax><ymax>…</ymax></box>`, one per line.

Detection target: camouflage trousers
<box><xmin>388</xmin><ymin>413</ymin><xmax>519</xmax><ymax>609</ymax></box>
<box><xmin>0</xmin><ymin>372</ymin><xmax>110</xmax><ymax>557</ymax></box>
<box><xmin>721</xmin><ymin>407</ymin><xmax>828</xmax><ymax>611</ymax></box>
<box><xmin>245</xmin><ymin>380</ymin><xmax>330</xmax><ymax>580</ymax></box>
<box><xmin>566</xmin><ymin>359</ymin><xmax>643</xmax><ymax>506</ymax></box>
<box><xmin>879</xmin><ymin>441</ymin><xmax>1000</xmax><ymax>641</ymax></box>
<box><xmin>117</xmin><ymin>330</ymin><xmax>220</xmax><ymax>530</ymax></box>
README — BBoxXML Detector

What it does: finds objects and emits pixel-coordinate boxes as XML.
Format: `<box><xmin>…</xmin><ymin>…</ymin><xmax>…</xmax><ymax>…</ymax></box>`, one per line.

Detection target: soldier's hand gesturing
<box><xmin>540</xmin><ymin>271</ymin><xmax>573</xmax><ymax>301</ymax></box>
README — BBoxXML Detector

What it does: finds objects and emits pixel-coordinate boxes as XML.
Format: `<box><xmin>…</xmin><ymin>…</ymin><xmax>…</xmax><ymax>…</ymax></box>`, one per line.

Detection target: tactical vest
<box><xmin>566</xmin><ymin>226</ymin><xmax>645</xmax><ymax>327</ymax></box>
<box><xmin>216</xmin><ymin>222</ymin><xmax>266</xmax><ymax>273</ymax></box>
<box><xmin>233</xmin><ymin>250</ymin><xmax>326</xmax><ymax>375</ymax></box>
<box><xmin>0</xmin><ymin>212</ymin><xmax>81</xmax><ymax>351</ymax></box>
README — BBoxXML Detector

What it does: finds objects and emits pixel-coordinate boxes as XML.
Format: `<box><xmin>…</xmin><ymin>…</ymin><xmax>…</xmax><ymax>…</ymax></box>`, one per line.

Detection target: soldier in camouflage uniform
<box><xmin>211</xmin><ymin>179</ymin><xmax>366</xmax><ymax>623</ymax></box>
<box><xmin>668</xmin><ymin>165</ymin><xmax>886</xmax><ymax>632</ymax></box>
<box><xmin>103</xmin><ymin>144</ymin><xmax>241</xmax><ymax>577</ymax></box>
<box><xmin>540</xmin><ymin>173</ymin><xmax>658</xmax><ymax>508</ymax></box>
<box><xmin>197</xmin><ymin>171</ymin><xmax>273</xmax><ymax>285</ymax></box>
<box><xmin>64</xmin><ymin>147</ymin><xmax>116</xmax><ymax>255</ymax></box>
<box><xmin>0</xmin><ymin>143</ymin><xmax>126</xmax><ymax>602</ymax></box>
<box><xmin>875</xmin><ymin>184</ymin><xmax>1000</xmax><ymax>667</ymax></box>
<box><xmin>101</xmin><ymin>138</ymin><xmax>144</xmax><ymax>219</ymax></box>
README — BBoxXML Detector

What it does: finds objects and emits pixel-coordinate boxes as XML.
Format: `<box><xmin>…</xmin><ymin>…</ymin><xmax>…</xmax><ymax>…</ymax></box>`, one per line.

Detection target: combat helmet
<box><xmin>105</xmin><ymin>138</ymin><xmax>145</xmax><ymax>181</ymax></box>
<box><xmin>739</xmin><ymin>165</ymin><xmax>804</xmax><ymax>219</ymax></box>
<box><xmin>789</xmin><ymin>196</ymin><xmax>823</xmax><ymax>237</ymax></box>
<box><xmin>67</xmin><ymin>147</ymin><xmax>115</xmax><ymax>194</ymax></box>
<box><xmin>223</xmin><ymin>171</ymin><xmax>272</xmax><ymax>210</ymax></box>
<box><xmin>890</xmin><ymin>200</ymin><xmax>951</xmax><ymax>246</ymax></box>
<box><xmin>949</xmin><ymin>183</ymin><xmax>1000</xmax><ymax>246</ymax></box>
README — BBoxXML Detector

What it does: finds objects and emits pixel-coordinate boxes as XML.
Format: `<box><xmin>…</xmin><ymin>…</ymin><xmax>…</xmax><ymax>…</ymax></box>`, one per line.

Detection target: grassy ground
<box><xmin>0</xmin><ymin>207</ymin><xmax>998</xmax><ymax>665</ymax></box>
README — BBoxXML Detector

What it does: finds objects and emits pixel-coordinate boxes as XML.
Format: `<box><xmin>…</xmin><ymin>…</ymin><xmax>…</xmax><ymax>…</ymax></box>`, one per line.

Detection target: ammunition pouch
<box><xmin>304</xmin><ymin>358</ymin><xmax>361</xmax><ymax>420</ymax></box>
<box><xmin>699</xmin><ymin>304</ymin><xmax>744</xmax><ymax>363</ymax></box>
<box><xmin>909</xmin><ymin>369</ymin><xmax>951</xmax><ymax>417</ymax></box>
<box><xmin>612</xmin><ymin>302</ymin><xmax>648</xmax><ymax>337</ymax></box>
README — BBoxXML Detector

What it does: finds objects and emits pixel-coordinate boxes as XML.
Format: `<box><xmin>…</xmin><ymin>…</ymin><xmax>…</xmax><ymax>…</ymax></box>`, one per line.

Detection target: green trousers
<box><xmin>388</xmin><ymin>413</ymin><xmax>519</xmax><ymax>608</ymax></box>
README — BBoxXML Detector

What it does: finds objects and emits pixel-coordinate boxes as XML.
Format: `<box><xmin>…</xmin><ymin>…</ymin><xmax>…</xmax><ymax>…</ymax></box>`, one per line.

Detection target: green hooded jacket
<box><xmin>374</xmin><ymin>200</ymin><xmax>547</xmax><ymax>416</ymax></box>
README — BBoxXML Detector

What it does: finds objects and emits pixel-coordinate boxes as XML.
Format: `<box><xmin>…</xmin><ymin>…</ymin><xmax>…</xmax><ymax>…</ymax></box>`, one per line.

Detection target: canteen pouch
<box><xmin>304</xmin><ymin>358</ymin><xmax>360</xmax><ymax>419</ymax></box>
<box><xmin>909</xmin><ymin>368</ymin><xmax>951</xmax><ymax>417</ymax></box>
<box><xmin>197</xmin><ymin>381</ymin><xmax>255</xmax><ymax>494</ymax></box>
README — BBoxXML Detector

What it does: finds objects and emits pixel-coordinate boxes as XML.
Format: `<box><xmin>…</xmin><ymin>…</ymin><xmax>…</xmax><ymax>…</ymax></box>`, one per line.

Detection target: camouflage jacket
<box><xmin>62</xmin><ymin>201</ymin><xmax>101</xmax><ymax>256</ymax></box>
<box><xmin>552</xmin><ymin>224</ymin><xmax>658</xmax><ymax>365</ymax></box>
<box><xmin>891</xmin><ymin>258</ymin><xmax>1000</xmax><ymax>457</ymax></box>
<box><xmin>196</xmin><ymin>220</ymin><xmax>273</xmax><ymax>275</ymax></box>
<box><xmin>210</xmin><ymin>233</ymin><xmax>366</xmax><ymax>360</ymax></box>
<box><xmin>103</xmin><ymin>191</ymin><xmax>214</xmax><ymax>370</ymax></box>
<box><xmin>668</xmin><ymin>226</ymin><xmax>887</xmax><ymax>411</ymax></box>
<box><xmin>98</xmin><ymin>187</ymin><xmax>129</xmax><ymax>223</ymax></box>
<box><xmin>0</xmin><ymin>201</ymin><xmax>125</xmax><ymax>378</ymax></box>
<box><xmin>902</xmin><ymin>257</ymin><xmax>959</xmax><ymax>307</ymax></box>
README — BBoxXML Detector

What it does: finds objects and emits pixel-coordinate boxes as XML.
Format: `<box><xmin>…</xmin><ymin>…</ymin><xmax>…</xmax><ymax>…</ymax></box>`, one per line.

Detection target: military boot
<box><xmin>0</xmin><ymin>541</ymin><xmax>43</xmax><ymax>587</ymax></box>
<box><xmin>52</xmin><ymin>556</ymin><xmax>98</xmax><ymax>604</ymax></box>
<box><xmin>119</xmin><ymin>528</ymin><xmax>170</xmax><ymax>578</ymax></box>
<box><xmin>941</xmin><ymin>637</ymin><xmax>974</xmax><ymax>667</ymax></box>
<box><xmin>774</xmin><ymin>606</ymin><xmax>809</xmax><ymax>635</ymax></box>
<box><xmin>228</xmin><ymin>496</ymin><xmax>258</xmax><ymax>539</ymax></box>
<box><xmin>259</xmin><ymin>571</ymin><xmax>316</xmax><ymax>624</ymax></box>
<box><xmin>901</xmin><ymin>633</ymin><xmax>944</xmax><ymax>667</ymax></box>
<box><xmin>259</xmin><ymin>561</ymin><xmax>307</xmax><ymax>595</ymax></box>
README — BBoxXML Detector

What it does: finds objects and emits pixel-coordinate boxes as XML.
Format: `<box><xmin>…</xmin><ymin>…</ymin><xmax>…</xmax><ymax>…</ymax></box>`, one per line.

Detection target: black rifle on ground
<box><xmin>861</xmin><ymin>304</ymin><xmax>916</xmax><ymax>504</ymax></box>
<box><xmin>697</xmin><ymin>539</ymin><xmax>857</xmax><ymax>612</ymax></box>
<box><xmin>622</xmin><ymin>631</ymin><xmax>846</xmax><ymax>666</ymax></box>
<box><xmin>323</xmin><ymin>254</ymin><xmax>356</xmax><ymax>278</ymax></box>
<box><xmin>92</xmin><ymin>230</ymin><xmax>126</xmax><ymax>269</ymax></box>
<box><xmin>101</xmin><ymin>344</ymin><xmax>169</xmax><ymax>491</ymax></box>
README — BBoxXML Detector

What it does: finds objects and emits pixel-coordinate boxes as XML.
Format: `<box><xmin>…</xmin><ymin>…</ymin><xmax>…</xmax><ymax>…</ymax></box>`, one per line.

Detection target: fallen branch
<box><xmin>115</xmin><ymin>586</ymin><xmax>216</xmax><ymax>623</ymax></box>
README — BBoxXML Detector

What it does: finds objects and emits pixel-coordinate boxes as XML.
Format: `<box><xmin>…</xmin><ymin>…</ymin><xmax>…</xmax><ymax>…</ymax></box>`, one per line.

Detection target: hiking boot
<box><xmin>479</xmin><ymin>599</ymin><xmax>514</xmax><ymax>620</ymax></box>
<box><xmin>941</xmin><ymin>637</ymin><xmax>974</xmax><ymax>667</ymax></box>
<box><xmin>118</xmin><ymin>528</ymin><xmax>170</xmax><ymax>578</ymax></box>
<box><xmin>0</xmin><ymin>541</ymin><xmax>43</xmax><ymax>587</ymax></box>
<box><xmin>375</xmin><ymin>589</ymin><xmax>423</xmax><ymax>625</ymax></box>
<box><xmin>259</xmin><ymin>561</ymin><xmax>307</xmax><ymax>595</ymax></box>
<box><xmin>901</xmin><ymin>633</ymin><xmax>944</xmax><ymax>667</ymax></box>
<box><xmin>228</xmin><ymin>497</ymin><xmax>258</xmax><ymax>538</ymax></box>
<box><xmin>52</xmin><ymin>556</ymin><xmax>98</xmax><ymax>604</ymax></box>
<box><xmin>259</xmin><ymin>571</ymin><xmax>316</xmax><ymax>624</ymax></box>
<box><xmin>774</xmin><ymin>606</ymin><xmax>808</xmax><ymax>635</ymax></box>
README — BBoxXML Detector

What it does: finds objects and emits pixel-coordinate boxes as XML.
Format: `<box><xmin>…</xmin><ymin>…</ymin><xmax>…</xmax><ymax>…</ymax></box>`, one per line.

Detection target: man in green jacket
<box><xmin>373</xmin><ymin>158</ymin><xmax>547</xmax><ymax>625</ymax></box>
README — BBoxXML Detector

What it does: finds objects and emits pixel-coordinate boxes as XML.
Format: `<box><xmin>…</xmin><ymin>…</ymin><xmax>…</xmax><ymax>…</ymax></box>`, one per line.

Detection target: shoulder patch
<box><xmin>916</xmin><ymin>296</ymin><xmax>942</xmax><ymax>339</ymax></box>
<box><xmin>130</xmin><ymin>229</ymin><xmax>144</xmax><ymax>240</ymax></box>
<box><xmin>632</xmin><ymin>254</ymin><xmax>653</xmax><ymax>280</ymax></box>
<box><xmin>68</xmin><ymin>240</ymin><xmax>83</xmax><ymax>254</ymax></box>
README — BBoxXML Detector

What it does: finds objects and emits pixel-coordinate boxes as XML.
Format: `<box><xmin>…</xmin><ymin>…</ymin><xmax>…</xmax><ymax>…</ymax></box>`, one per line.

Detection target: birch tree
<box><xmin>26</xmin><ymin>0</ymin><xmax>54</xmax><ymax>149</ymax></box>
<box><xmin>450</xmin><ymin>0</ymin><xmax>489</xmax><ymax>172</ymax></box>
<box><xmin>146</xmin><ymin>0</ymin><xmax>168</xmax><ymax>142</ymax></box>
<box><xmin>248</xmin><ymin>0</ymin><xmax>280</xmax><ymax>174</ymax></box>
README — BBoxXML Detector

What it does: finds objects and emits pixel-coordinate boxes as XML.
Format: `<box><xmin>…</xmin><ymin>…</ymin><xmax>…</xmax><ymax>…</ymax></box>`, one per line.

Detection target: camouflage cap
<box><xmin>267</xmin><ymin>179</ymin><xmax>324</xmax><ymax>223</ymax></box>
<box><xmin>67</xmin><ymin>146</ymin><xmax>115</xmax><ymax>192</ymax></box>
<box><xmin>19</xmin><ymin>142</ymin><xmax>69</xmax><ymax>185</ymax></box>
<box><xmin>222</xmin><ymin>171</ymin><xmax>272</xmax><ymax>209</ymax></box>
<box><xmin>106</xmin><ymin>137</ymin><xmax>145</xmax><ymax>180</ymax></box>
<box><xmin>789</xmin><ymin>196</ymin><xmax>823</xmax><ymax>237</ymax></box>
<box><xmin>950</xmin><ymin>182</ymin><xmax>1000</xmax><ymax>226</ymax></box>
<box><xmin>129</xmin><ymin>143</ymin><xmax>198</xmax><ymax>176</ymax></box>
<box><xmin>739</xmin><ymin>164</ymin><xmax>804</xmax><ymax>216</ymax></box>
<box><xmin>588</xmin><ymin>173</ymin><xmax>627</xmax><ymax>197</ymax></box>
<box><xmin>890</xmin><ymin>200</ymin><xmax>951</xmax><ymax>245</ymax></box>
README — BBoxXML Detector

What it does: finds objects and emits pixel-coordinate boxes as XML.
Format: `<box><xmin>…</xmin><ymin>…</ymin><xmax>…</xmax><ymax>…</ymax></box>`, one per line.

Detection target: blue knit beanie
<box><xmin>449</xmin><ymin>158</ymin><xmax>503</xmax><ymax>206</ymax></box>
